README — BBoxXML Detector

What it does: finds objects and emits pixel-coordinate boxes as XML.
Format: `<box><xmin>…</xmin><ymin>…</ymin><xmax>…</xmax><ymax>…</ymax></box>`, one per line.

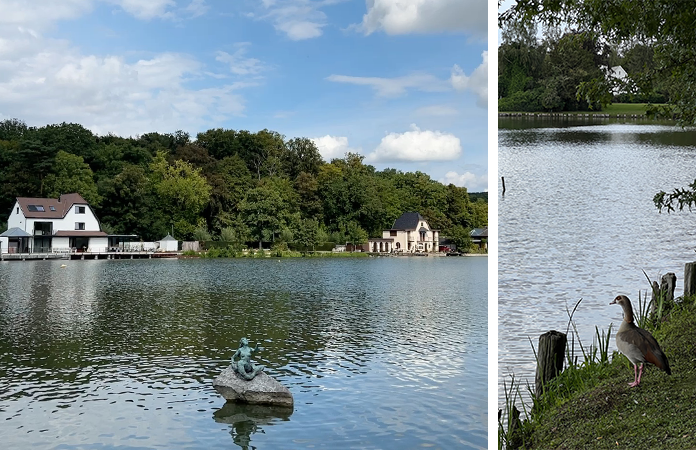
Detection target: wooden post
<box><xmin>502</xmin><ymin>176</ymin><xmax>506</xmax><ymax>196</ymax></box>
<box><xmin>535</xmin><ymin>330</ymin><xmax>567</xmax><ymax>398</ymax></box>
<box><xmin>684</xmin><ymin>262</ymin><xmax>696</xmax><ymax>298</ymax></box>
<box><xmin>650</xmin><ymin>280</ymin><xmax>660</xmax><ymax>315</ymax></box>
<box><xmin>660</xmin><ymin>273</ymin><xmax>676</xmax><ymax>302</ymax></box>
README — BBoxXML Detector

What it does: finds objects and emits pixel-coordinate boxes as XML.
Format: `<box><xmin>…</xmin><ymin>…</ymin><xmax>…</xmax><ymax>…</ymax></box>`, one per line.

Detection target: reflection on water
<box><xmin>0</xmin><ymin>257</ymin><xmax>487</xmax><ymax>449</ymax></box>
<box><xmin>213</xmin><ymin>403</ymin><xmax>293</xmax><ymax>449</ymax></box>
<box><xmin>499</xmin><ymin>119</ymin><xmax>696</xmax><ymax>407</ymax></box>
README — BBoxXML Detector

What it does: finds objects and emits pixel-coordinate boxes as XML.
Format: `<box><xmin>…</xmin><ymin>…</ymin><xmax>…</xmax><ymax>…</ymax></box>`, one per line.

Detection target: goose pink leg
<box><xmin>629</xmin><ymin>363</ymin><xmax>644</xmax><ymax>387</ymax></box>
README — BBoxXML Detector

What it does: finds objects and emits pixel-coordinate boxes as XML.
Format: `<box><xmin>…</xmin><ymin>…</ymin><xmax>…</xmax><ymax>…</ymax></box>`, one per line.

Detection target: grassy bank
<box><xmin>182</xmin><ymin>248</ymin><xmax>370</xmax><ymax>258</ymax></box>
<box><xmin>501</xmin><ymin>294</ymin><xmax>696</xmax><ymax>449</ymax></box>
<box><xmin>499</xmin><ymin>103</ymin><xmax>652</xmax><ymax>117</ymax></box>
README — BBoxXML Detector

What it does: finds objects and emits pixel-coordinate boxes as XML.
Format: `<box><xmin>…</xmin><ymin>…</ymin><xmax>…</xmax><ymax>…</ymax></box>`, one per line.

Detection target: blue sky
<box><xmin>0</xmin><ymin>0</ymin><xmax>488</xmax><ymax>191</ymax></box>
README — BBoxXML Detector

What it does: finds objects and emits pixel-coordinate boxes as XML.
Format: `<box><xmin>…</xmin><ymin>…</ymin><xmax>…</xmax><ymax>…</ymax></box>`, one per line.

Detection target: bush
<box><xmin>498</xmin><ymin>88</ymin><xmax>544</xmax><ymax>112</ymax></box>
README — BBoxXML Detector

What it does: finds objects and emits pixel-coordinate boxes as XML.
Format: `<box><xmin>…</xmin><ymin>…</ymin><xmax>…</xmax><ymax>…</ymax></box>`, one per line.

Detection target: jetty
<box><xmin>1</xmin><ymin>251</ymin><xmax>179</xmax><ymax>261</ymax></box>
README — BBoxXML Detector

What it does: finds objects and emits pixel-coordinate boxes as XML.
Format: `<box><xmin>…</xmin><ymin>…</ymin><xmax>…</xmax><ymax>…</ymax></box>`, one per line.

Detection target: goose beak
<box><xmin>609</xmin><ymin>298</ymin><xmax>617</xmax><ymax>305</ymax></box>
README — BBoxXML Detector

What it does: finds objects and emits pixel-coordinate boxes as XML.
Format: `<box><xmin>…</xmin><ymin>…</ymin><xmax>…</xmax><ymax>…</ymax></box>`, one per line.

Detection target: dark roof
<box><xmin>17</xmin><ymin>193</ymin><xmax>89</xmax><ymax>219</ymax></box>
<box><xmin>54</xmin><ymin>230</ymin><xmax>108</xmax><ymax>237</ymax></box>
<box><xmin>470</xmin><ymin>227</ymin><xmax>488</xmax><ymax>238</ymax></box>
<box><xmin>0</xmin><ymin>227</ymin><xmax>32</xmax><ymax>237</ymax></box>
<box><xmin>391</xmin><ymin>212</ymin><xmax>425</xmax><ymax>230</ymax></box>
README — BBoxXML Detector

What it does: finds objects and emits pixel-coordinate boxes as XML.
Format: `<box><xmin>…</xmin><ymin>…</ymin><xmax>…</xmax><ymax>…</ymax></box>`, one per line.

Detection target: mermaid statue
<box><xmin>231</xmin><ymin>337</ymin><xmax>265</xmax><ymax>380</ymax></box>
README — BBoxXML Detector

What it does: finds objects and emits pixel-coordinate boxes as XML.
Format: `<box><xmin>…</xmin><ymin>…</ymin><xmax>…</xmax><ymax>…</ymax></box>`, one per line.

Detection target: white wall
<box><xmin>0</xmin><ymin>237</ymin><xmax>7</xmax><ymax>254</ymax></box>
<box><xmin>52</xmin><ymin>237</ymin><xmax>70</xmax><ymax>251</ymax></box>
<box><xmin>89</xmin><ymin>237</ymin><xmax>108</xmax><ymax>253</ymax></box>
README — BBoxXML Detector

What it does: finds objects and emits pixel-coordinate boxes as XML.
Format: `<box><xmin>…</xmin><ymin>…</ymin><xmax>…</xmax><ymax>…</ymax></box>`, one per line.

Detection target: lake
<box><xmin>0</xmin><ymin>256</ymin><xmax>487</xmax><ymax>449</ymax></box>
<box><xmin>498</xmin><ymin>117</ymin><xmax>696</xmax><ymax>407</ymax></box>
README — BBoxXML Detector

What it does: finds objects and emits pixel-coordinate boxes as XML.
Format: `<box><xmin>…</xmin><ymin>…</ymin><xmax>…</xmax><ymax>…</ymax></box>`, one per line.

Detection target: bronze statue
<box><xmin>231</xmin><ymin>337</ymin><xmax>265</xmax><ymax>380</ymax></box>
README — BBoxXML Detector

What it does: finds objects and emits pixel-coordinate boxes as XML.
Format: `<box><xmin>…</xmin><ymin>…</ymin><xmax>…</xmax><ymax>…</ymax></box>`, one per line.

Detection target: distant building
<box><xmin>601</xmin><ymin>65</ymin><xmax>629</xmax><ymax>95</ymax></box>
<box><xmin>4</xmin><ymin>193</ymin><xmax>107</xmax><ymax>253</ymax></box>
<box><xmin>368</xmin><ymin>212</ymin><xmax>439</xmax><ymax>253</ymax></box>
<box><xmin>158</xmin><ymin>234</ymin><xmax>179</xmax><ymax>252</ymax></box>
<box><xmin>470</xmin><ymin>227</ymin><xmax>488</xmax><ymax>250</ymax></box>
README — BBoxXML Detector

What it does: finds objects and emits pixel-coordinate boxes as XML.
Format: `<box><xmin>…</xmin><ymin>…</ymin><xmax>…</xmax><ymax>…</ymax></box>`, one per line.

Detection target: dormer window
<box><xmin>75</xmin><ymin>206</ymin><xmax>85</xmax><ymax>214</ymax></box>
<box><xmin>50</xmin><ymin>206</ymin><xmax>56</xmax><ymax>211</ymax></box>
<box><xmin>27</xmin><ymin>205</ymin><xmax>45</xmax><ymax>212</ymax></box>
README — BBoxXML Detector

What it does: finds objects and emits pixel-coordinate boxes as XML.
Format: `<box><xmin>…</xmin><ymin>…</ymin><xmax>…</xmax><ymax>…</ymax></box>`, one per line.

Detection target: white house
<box><xmin>601</xmin><ymin>65</ymin><xmax>630</xmax><ymax>95</ymax></box>
<box><xmin>5</xmin><ymin>193</ymin><xmax>108</xmax><ymax>253</ymax></box>
<box><xmin>368</xmin><ymin>212</ymin><xmax>439</xmax><ymax>253</ymax></box>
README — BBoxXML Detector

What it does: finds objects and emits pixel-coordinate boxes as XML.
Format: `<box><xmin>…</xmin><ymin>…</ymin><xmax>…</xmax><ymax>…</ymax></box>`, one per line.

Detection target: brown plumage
<box><xmin>610</xmin><ymin>295</ymin><xmax>671</xmax><ymax>387</ymax></box>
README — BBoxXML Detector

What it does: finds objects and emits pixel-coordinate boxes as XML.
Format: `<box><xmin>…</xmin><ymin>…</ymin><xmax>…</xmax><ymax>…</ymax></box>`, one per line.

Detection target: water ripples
<box><xmin>1</xmin><ymin>257</ymin><xmax>486</xmax><ymax>449</ymax></box>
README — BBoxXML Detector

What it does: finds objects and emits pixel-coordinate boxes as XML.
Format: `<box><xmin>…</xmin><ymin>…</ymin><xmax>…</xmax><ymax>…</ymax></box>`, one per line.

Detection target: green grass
<box><xmin>503</xmin><ymin>295</ymin><xmax>696</xmax><ymax>449</ymax></box>
<box><xmin>603</xmin><ymin>103</ymin><xmax>650</xmax><ymax>115</ymax></box>
<box><xmin>500</xmin><ymin>103</ymin><xmax>655</xmax><ymax>116</ymax></box>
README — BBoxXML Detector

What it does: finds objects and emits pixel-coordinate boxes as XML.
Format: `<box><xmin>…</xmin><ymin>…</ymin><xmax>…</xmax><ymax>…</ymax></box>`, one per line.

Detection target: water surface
<box><xmin>498</xmin><ymin>118</ymin><xmax>696</xmax><ymax>406</ymax></box>
<box><xmin>0</xmin><ymin>257</ymin><xmax>487</xmax><ymax>449</ymax></box>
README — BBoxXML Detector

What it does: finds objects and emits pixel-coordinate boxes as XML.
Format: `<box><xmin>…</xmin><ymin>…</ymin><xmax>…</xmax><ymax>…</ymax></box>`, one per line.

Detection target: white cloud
<box><xmin>359</xmin><ymin>0</ymin><xmax>486</xmax><ymax>38</ymax></box>
<box><xmin>311</xmin><ymin>135</ymin><xmax>361</xmax><ymax>161</ymax></box>
<box><xmin>326</xmin><ymin>73</ymin><xmax>449</xmax><ymax>97</ymax></box>
<box><xmin>0</xmin><ymin>38</ymin><xmax>249</xmax><ymax>137</ymax></box>
<box><xmin>107</xmin><ymin>0</ymin><xmax>177</xmax><ymax>20</ymax></box>
<box><xmin>415</xmin><ymin>105</ymin><xmax>459</xmax><ymax>116</ymax></box>
<box><xmin>0</xmin><ymin>0</ymin><xmax>92</xmax><ymax>29</ymax></box>
<box><xmin>257</xmin><ymin>0</ymin><xmax>329</xmax><ymax>40</ymax></box>
<box><xmin>0</xmin><ymin>1</ymin><xmax>256</xmax><ymax>136</ymax></box>
<box><xmin>441</xmin><ymin>170</ymin><xmax>488</xmax><ymax>192</ymax></box>
<box><xmin>215</xmin><ymin>43</ymin><xmax>265</xmax><ymax>76</ymax></box>
<box><xmin>366</xmin><ymin>124</ymin><xmax>461</xmax><ymax>162</ymax></box>
<box><xmin>184</xmin><ymin>0</ymin><xmax>209</xmax><ymax>18</ymax></box>
<box><xmin>451</xmin><ymin>50</ymin><xmax>487</xmax><ymax>107</ymax></box>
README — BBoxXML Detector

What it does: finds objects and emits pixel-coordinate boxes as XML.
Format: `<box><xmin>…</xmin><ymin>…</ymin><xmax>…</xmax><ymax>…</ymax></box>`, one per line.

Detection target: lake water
<box><xmin>498</xmin><ymin>117</ymin><xmax>696</xmax><ymax>408</ymax></box>
<box><xmin>0</xmin><ymin>256</ymin><xmax>487</xmax><ymax>449</ymax></box>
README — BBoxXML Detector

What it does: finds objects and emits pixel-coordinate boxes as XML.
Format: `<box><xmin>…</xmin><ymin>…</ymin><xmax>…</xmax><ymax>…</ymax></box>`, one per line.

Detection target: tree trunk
<box><xmin>535</xmin><ymin>330</ymin><xmax>567</xmax><ymax>398</ymax></box>
<box><xmin>684</xmin><ymin>262</ymin><xmax>696</xmax><ymax>298</ymax></box>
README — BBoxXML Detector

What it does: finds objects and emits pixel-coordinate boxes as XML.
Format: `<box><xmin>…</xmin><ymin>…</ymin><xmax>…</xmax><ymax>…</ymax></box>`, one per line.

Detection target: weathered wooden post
<box><xmin>684</xmin><ymin>262</ymin><xmax>696</xmax><ymax>298</ymax></box>
<box><xmin>501</xmin><ymin>176</ymin><xmax>506</xmax><ymax>196</ymax></box>
<box><xmin>535</xmin><ymin>330</ymin><xmax>567</xmax><ymax>398</ymax></box>
<box><xmin>661</xmin><ymin>273</ymin><xmax>676</xmax><ymax>301</ymax></box>
<box><xmin>650</xmin><ymin>280</ymin><xmax>660</xmax><ymax>315</ymax></box>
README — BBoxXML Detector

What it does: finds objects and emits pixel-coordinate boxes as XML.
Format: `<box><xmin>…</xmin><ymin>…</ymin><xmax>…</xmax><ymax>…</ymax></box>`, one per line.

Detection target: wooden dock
<box><xmin>1</xmin><ymin>251</ymin><xmax>179</xmax><ymax>261</ymax></box>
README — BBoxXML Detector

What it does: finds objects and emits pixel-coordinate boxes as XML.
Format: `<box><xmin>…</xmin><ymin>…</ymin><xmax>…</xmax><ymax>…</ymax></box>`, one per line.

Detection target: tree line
<box><xmin>498</xmin><ymin>24</ymin><xmax>669</xmax><ymax>113</ymax></box>
<box><xmin>0</xmin><ymin>119</ymin><xmax>487</xmax><ymax>250</ymax></box>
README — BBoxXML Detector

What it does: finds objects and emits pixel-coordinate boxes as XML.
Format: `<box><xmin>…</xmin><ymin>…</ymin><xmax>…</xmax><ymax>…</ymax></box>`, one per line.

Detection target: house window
<box><xmin>16</xmin><ymin>207</ymin><xmax>18</xmax><ymax>214</ymax></box>
<box><xmin>75</xmin><ymin>206</ymin><xmax>85</xmax><ymax>214</ymax></box>
<box><xmin>390</xmin><ymin>230</ymin><xmax>397</xmax><ymax>236</ymax></box>
<box><xmin>75</xmin><ymin>222</ymin><xmax>85</xmax><ymax>230</ymax></box>
<box><xmin>50</xmin><ymin>206</ymin><xmax>56</xmax><ymax>211</ymax></box>
<box><xmin>27</xmin><ymin>205</ymin><xmax>45</xmax><ymax>212</ymax></box>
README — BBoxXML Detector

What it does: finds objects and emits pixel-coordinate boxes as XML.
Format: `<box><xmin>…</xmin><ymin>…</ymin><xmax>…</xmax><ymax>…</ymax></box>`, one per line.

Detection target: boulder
<box><xmin>213</xmin><ymin>368</ymin><xmax>293</xmax><ymax>407</ymax></box>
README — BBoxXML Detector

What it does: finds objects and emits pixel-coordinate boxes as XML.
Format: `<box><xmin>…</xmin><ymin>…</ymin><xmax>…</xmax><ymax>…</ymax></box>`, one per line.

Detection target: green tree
<box><xmin>45</xmin><ymin>150</ymin><xmax>101</xmax><ymax>205</ymax></box>
<box><xmin>447</xmin><ymin>224</ymin><xmax>473</xmax><ymax>253</ymax></box>
<box><xmin>238</xmin><ymin>183</ymin><xmax>289</xmax><ymax>249</ymax></box>
<box><xmin>150</xmin><ymin>151</ymin><xmax>212</xmax><ymax>239</ymax></box>
<box><xmin>294</xmin><ymin>218</ymin><xmax>320</xmax><ymax>252</ymax></box>
<box><xmin>501</xmin><ymin>0</ymin><xmax>696</xmax><ymax>122</ymax></box>
<box><xmin>97</xmin><ymin>164</ymin><xmax>167</xmax><ymax>240</ymax></box>
<box><xmin>37</xmin><ymin>122</ymin><xmax>97</xmax><ymax>163</ymax></box>
<box><xmin>285</xmin><ymin>137</ymin><xmax>324</xmax><ymax>179</ymax></box>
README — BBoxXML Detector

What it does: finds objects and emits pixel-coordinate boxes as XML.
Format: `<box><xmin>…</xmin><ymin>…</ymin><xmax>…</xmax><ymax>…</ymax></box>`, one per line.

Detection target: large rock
<box><xmin>213</xmin><ymin>368</ymin><xmax>293</xmax><ymax>407</ymax></box>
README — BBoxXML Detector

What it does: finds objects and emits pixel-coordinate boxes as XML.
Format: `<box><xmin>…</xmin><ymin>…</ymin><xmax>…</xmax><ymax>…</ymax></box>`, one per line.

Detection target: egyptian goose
<box><xmin>610</xmin><ymin>295</ymin><xmax>671</xmax><ymax>387</ymax></box>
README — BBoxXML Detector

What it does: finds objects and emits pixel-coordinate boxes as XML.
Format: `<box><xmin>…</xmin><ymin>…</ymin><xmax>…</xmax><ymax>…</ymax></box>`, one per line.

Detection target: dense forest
<box><xmin>498</xmin><ymin>24</ymin><xmax>670</xmax><ymax>113</ymax></box>
<box><xmin>0</xmin><ymin>118</ymin><xmax>487</xmax><ymax>250</ymax></box>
